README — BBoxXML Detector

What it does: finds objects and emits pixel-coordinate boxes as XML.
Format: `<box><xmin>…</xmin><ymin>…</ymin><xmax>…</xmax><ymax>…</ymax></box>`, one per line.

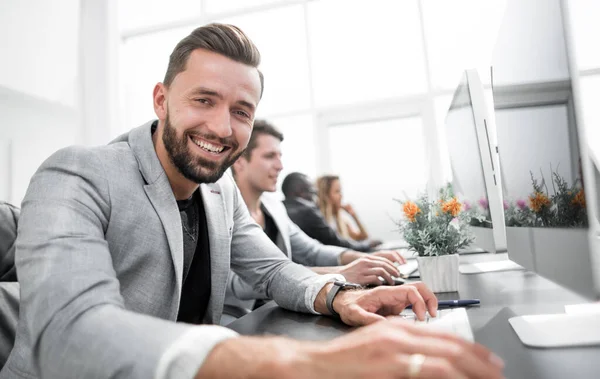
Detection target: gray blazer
<box><xmin>226</xmin><ymin>195</ymin><xmax>346</xmax><ymax>310</ymax></box>
<box><xmin>1</xmin><ymin>122</ymin><xmax>322</xmax><ymax>379</ymax></box>
<box><xmin>0</xmin><ymin>202</ymin><xmax>18</xmax><ymax>282</ymax></box>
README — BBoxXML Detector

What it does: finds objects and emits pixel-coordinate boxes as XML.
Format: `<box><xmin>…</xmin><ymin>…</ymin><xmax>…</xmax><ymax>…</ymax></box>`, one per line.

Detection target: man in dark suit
<box><xmin>282</xmin><ymin>172</ymin><xmax>381</xmax><ymax>252</ymax></box>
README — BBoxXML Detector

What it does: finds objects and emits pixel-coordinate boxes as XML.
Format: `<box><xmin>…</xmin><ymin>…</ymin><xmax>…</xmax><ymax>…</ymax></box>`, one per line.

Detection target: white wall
<box><xmin>0</xmin><ymin>0</ymin><xmax>120</xmax><ymax>205</ymax></box>
<box><xmin>0</xmin><ymin>0</ymin><xmax>80</xmax><ymax>206</ymax></box>
<box><xmin>0</xmin><ymin>88</ymin><xmax>78</xmax><ymax>205</ymax></box>
<box><xmin>0</xmin><ymin>0</ymin><xmax>79</xmax><ymax>107</ymax></box>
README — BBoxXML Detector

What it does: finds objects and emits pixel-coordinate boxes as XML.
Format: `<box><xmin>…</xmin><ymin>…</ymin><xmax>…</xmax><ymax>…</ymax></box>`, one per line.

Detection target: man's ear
<box><xmin>153</xmin><ymin>83</ymin><xmax>167</xmax><ymax>120</ymax></box>
<box><xmin>233</xmin><ymin>156</ymin><xmax>247</xmax><ymax>175</ymax></box>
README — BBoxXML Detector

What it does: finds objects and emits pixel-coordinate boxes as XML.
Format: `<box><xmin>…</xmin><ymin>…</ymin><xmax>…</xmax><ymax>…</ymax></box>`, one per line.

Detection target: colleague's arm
<box><xmin>287</xmin><ymin>221</ymin><xmax>346</xmax><ymax>266</ymax></box>
<box><xmin>228</xmin><ymin>182</ymin><xmax>341</xmax><ymax>313</ymax></box>
<box><xmin>16</xmin><ymin>147</ymin><xmax>237</xmax><ymax>379</ymax></box>
<box><xmin>341</xmin><ymin>205</ymin><xmax>370</xmax><ymax>241</ymax></box>
<box><xmin>287</xmin><ymin>204</ymin><xmax>372</xmax><ymax>252</ymax></box>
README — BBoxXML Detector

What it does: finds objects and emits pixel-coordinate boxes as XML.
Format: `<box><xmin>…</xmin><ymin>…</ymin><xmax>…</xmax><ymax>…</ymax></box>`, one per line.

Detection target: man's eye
<box><xmin>196</xmin><ymin>99</ymin><xmax>210</xmax><ymax>104</ymax></box>
<box><xmin>234</xmin><ymin>110</ymin><xmax>250</xmax><ymax>118</ymax></box>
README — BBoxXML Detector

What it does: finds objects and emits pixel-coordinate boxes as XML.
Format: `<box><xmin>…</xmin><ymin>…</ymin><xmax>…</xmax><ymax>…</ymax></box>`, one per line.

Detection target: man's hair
<box><xmin>164</xmin><ymin>23</ymin><xmax>264</xmax><ymax>97</ymax></box>
<box><xmin>243</xmin><ymin>119</ymin><xmax>283</xmax><ymax>160</ymax></box>
<box><xmin>231</xmin><ymin>119</ymin><xmax>283</xmax><ymax>176</ymax></box>
<box><xmin>281</xmin><ymin>172</ymin><xmax>310</xmax><ymax>198</ymax></box>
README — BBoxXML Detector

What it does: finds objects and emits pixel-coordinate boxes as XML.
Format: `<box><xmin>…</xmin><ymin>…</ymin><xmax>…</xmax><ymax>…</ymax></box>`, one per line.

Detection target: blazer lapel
<box><xmin>144</xmin><ymin>178</ymin><xmax>184</xmax><ymax>301</ymax></box>
<box><xmin>201</xmin><ymin>183</ymin><xmax>230</xmax><ymax>324</ymax></box>
<box><xmin>127</xmin><ymin>122</ymin><xmax>184</xmax><ymax>310</ymax></box>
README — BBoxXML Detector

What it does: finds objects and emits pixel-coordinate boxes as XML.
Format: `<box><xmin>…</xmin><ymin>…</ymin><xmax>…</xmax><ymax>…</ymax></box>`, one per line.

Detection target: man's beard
<box><xmin>162</xmin><ymin>114</ymin><xmax>245</xmax><ymax>184</ymax></box>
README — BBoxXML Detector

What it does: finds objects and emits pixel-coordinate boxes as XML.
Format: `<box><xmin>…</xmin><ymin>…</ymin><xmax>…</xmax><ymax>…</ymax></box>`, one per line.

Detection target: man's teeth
<box><xmin>191</xmin><ymin>137</ymin><xmax>224</xmax><ymax>153</ymax></box>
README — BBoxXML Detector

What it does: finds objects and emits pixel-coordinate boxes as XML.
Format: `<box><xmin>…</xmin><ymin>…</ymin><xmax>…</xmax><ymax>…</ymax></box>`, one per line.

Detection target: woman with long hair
<box><xmin>316</xmin><ymin>175</ymin><xmax>371</xmax><ymax>241</ymax></box>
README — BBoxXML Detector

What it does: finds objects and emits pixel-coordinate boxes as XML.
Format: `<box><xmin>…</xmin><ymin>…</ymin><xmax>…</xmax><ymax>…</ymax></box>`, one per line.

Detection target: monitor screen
<box><xmin>493</xmin><ymin>0</ymin><xmax>588</xmax><ymax>231</ymax></box>
<box><xmin>444</xmin><ymin>73</ymin><xmax>493</xmax><ymax>229</ymax></box>
<box><xmin>492</xmin><ymin>0</ymin><xmax>596</xmax><ymax>298</ymax></box>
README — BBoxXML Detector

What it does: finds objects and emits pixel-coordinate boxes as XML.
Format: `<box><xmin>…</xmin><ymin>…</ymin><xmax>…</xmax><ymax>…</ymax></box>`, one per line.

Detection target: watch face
<box><xmin>339</xmin><ymin>281</ymin><xmax>362</xmax><ymax>290</ymax></box>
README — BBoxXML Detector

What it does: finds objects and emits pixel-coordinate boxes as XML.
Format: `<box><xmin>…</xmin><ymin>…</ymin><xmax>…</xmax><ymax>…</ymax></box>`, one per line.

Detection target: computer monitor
<box><xmin>492</xmin><ymin>0</ymin><xmax>600</xmax><ymax>347</ymax></box>
<box><xmin>444</xmin><ymin>69</ymin><xmax>507</xmax><ymax>255</ymax></box>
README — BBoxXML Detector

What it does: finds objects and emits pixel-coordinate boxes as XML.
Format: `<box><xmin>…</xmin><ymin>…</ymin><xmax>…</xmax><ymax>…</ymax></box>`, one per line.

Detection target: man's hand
<box><xmin>337</xmin><ymin>256</ymin><xmax>400</xmax><ymax>286</ymax></box>
<box><xmin>371</xmin><ymin>250</ymin><xmax>407</xmax><ymax>265</ymax></box>
<box><xmin>308</xmin><ymin>319</ymin><xmax>505</xmax><ymax>379</ymax></box>
<box><xmin>315</xmin><ymin>282</ymin><xmax>437</xmax><ymax>326</ymax></box>
<box><xmin>197</xmin><ymin>320</ymin><xmax>505</xmax><ymax>379</ymax></box>
<box><xmin>340</xmin><ymin>249</ymin><xmax>406</xmax><ymax>265</ymax></box>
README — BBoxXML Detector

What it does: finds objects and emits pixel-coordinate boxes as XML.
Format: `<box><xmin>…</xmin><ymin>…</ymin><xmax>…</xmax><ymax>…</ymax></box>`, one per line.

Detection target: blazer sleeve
<box><xmin>287</xmin><ymin>221</ymin><xmax>346</xmax><ymax>267</ymax></box>
<box><xmin>16</xmin><ymin>147</ymin><xmax>230</xmax><ymax>379</ymax></box>
<box><xmin>227</xmin><ymin>180</ymin><xmax>329</xmax><ymax>314</ymax></box>
<box><xmin>290</xmin><ymin>205</ymin><xmax>372</xmax><ymax>252</ymax></box>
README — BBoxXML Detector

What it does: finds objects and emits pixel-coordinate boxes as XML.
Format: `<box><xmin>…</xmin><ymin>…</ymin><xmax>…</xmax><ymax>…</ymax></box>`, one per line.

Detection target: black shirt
<box><xmin>176</xmin><ymin>190</ymin><xmax>212</xmax><ymax>324</ymax></box>
<box><xmin>261</xmin><ymin>204</ymin><xmax>279</xmax><ymax>245</ymax></box>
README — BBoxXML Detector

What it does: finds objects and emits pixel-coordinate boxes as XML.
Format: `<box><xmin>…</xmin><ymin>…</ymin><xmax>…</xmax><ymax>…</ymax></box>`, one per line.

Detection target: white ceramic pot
<box><xmin>416</xmin><ymin>254</ymin><xmax>460</xmax><ymax>293</ymax></box>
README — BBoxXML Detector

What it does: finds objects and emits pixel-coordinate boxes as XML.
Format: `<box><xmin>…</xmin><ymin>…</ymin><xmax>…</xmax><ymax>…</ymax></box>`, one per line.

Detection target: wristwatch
<box><xmin>325</xmin><ymin>280</ymin><xmax>362</xmax><ymax>318</ymax></box>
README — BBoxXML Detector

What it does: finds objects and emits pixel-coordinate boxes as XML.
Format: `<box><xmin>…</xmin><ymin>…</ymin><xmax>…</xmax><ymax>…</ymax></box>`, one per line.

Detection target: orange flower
<box><xmin>529</xmin><ymin>192</ymin><xmax>550</xmax><ymax>213</ymax></box>
<box><xmin>403</xmin><ymin>201</ymin><xmax>421</xmax><ymax>222</ymax></box>
<box><xmin>441</xmin><ymin>197</ymin><xmax>462</xmax><ymax>217</ymax></box>
<box><xmin>572</xmin><ymin>189</ymin><xmax>586</xmax><ymax>208</ymax></box>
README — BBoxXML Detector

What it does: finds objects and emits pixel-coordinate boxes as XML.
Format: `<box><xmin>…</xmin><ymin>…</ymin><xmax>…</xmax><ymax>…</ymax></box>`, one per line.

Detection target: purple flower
<box><xmin>516</xmin><ymin>199</ymin><xmax>527</xmax><ymax>210</ymax></box>
<box><xmin>503</xmin><ymin>200</ymin><xmax>509</xmax><ymax>210</ymax></box>
<box><xmin>463</xmin><ymin>200</ymin><xmax>472</xmax><ymax>211</ymax></box>
<box><xmin>478</xmin><ymin>197</ymin><xmax>489</xmax><ymax>210</ymax></box>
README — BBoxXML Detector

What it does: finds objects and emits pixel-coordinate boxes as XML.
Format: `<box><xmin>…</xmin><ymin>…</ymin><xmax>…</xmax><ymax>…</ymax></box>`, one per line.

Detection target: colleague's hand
<box><xmin>333</xmin><ymin>282</ymin><xmax>438</xmax><ymax>326</ymax></box>
<box><xmin>198</xmin><ymin>319</ymin><xmax>505</xmax><ymax>379</ymax></box>
<box><xmin>371</xmin><ymin>249</ymin><xmax>407</xmax><ymax>265</ymax></box>
<box><xmin>341</xmin><ymin>203</ymin><xmax>357</xmax><ymax>217</ymax></box>
<box><xmin>337</xmin><ymin>256</ymin><xmax>400</xmax><ymax>286</ymax></box>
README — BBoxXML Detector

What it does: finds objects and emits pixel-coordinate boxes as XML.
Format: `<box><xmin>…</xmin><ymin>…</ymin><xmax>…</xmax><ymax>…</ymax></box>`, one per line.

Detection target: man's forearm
<box><xmin>309</xmin><ymin>266</ymin><xmax>341</xmax><ymax>275</ymax></box>
<box><xmin>196</xmin><ymin>336</ymin><xmax>315</xmax><ymax>379</ymax></box>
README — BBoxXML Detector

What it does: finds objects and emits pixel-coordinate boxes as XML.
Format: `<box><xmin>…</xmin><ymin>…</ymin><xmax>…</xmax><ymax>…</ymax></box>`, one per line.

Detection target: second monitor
<box><xmin>443</xmin><ymin>69</ymin><xmax>507</xmax><ymax>255</ymax></box>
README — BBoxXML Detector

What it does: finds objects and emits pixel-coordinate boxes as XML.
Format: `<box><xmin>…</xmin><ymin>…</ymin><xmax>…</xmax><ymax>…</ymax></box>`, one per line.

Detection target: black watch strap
<box><xmin>326</xmin><ymin>281</ymin><xmax>361</xmax><ymax>318</ymax></box>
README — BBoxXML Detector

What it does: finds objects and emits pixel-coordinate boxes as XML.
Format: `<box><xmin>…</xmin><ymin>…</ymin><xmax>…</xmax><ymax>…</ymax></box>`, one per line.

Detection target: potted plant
<box><xmin>397</xmin><ymin>187</ymin><xmax>474</xmax><ymax>293</ymax></box>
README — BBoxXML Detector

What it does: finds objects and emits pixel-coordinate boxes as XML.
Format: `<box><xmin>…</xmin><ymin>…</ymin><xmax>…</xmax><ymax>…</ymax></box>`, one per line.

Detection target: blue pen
<box><xmin>406</xmin><ymin>299</ymin><xmax>480</xmax><ymax>309</ymax></box>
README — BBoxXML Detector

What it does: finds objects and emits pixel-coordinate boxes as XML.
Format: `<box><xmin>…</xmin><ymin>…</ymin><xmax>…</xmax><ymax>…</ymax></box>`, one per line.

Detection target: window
<box><xmin>120</xmin><ymin>27</ymin><xmax>191</xmax><ymax>129</ymax></box>
<box><xmin>118</xmin><ymin>0</ymin><xmax>202</xmax><ymax>32</ymax></box>
<box><xmin>267</xmin><ymin>113</ymin><xmax>316</xmax><ymax>189</ymax></box>
<box><xmin>205</xmin><ymin>0</ymin><xmax>291</xmax><ymax>15</ymax></box>
<box><xmin>218</xmin><ymin>5</ymin><xmax>311</xmax><ymax>116</ymax></box>
<box><xmin>421</xmin><ymin>0</ymin><xmax>505</xmax><ymax>90</ymax></box>
<box><xmin>307</xmin><ymin>0</ymin><xmax>428</xmax><ymax>107</ymax></box>
<box><xmin>327</xmin><ymin>117</ymin><xmax>427</xmax><ymax>241</ymax></box>
<box><xmin>579</xmin><ymin>75</ymin><xmax>600</xmax><ymax>161</ymax></box>
<box><xmin>568</xmin><ymin>0</ymin><xmax>600</xmax><ymax>71</ymax></box>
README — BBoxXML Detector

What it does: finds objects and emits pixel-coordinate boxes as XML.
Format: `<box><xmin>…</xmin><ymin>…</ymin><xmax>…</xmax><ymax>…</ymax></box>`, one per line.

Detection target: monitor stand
<box><xmin>509</xmin><ymin>308</ymin><xmax>600</xmax><ymax>348</ymax></box>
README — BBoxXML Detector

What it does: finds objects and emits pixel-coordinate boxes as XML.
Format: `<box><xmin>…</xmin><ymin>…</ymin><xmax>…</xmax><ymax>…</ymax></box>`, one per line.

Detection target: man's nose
<box><xmin>274</xmin><ymin>157</ymin><xmax>283</xmax><ymax>171</ymax></box>
<box><xmin>208</xmin><ymin>108</ymin><xmax>233</xmax><ymax>138</ymax></box>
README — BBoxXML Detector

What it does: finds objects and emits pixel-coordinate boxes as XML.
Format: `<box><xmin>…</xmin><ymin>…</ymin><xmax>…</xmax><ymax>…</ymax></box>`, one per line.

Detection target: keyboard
<box><xmin>395</xmin><ymin>308</ymin><xmax>475</xmax><ymax>342</ymax></box>
<box><xmin>395</xmin><ymin>260</ymin><xmax>419</xmax><ymax>278</ymax></box>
